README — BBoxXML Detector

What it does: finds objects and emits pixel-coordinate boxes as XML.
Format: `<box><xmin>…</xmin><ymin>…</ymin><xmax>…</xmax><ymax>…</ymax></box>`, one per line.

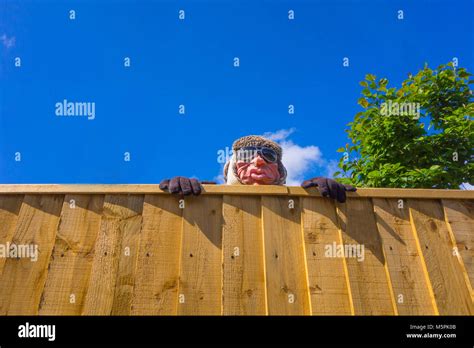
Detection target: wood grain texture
<box><xmin>131</xmin><ymin>195</ymin><xmax>183</xmax><ymax>315</ymax></box>
<box><xmin>442</xmin><ymin>199</ymin><xmax>474</xmax><ymax>300</ymax></box>
<box><xmin>82</xmin><ymin>195</ymin><xmax>144</xmax><ymax>315</ymax></box>
<box><xmin>262</xmin><ymin>196</ymin><xmax>311</xmax><ymax>315</ymax></box>
<box><xmin>177</xmin><ymin>196</ymin><xmax>223</xmax><ymax>315</ymax></box>
<box><xmin>222</xmin><ymin>195</ymin><xmax>266</xmax><ymax>315</ymax></box>
<box><xmin>337</xmin><ymin>198</ymin><xmax>395</xmax><ymax>315</ymax></box>
<box><xmin>0</xmin><ymin>195</ymin><xmax>64</xmax><ymax>315</ymax></box>
<box><xmin>302</xmin><ymin>197</ymin><xmax>352</xmax><ymax>315</ymax></box>
<box><xmin>409</xmin><ymin>199</ymin><xmax>474</xmax><ymax>315</ymax></box>
<box><xmin>373</xmin><ymin>198</ymin><xmax>436</xmax><ymax>315</ymax></box>
<box><xmin>39</xmin><ymin>195</ymin><xmax>105</xmax><ymax>315</ymax></box>
<box><xmin>0</xmin><ymin>195</ymin><xmax>24</xmax><ymax>275</ymax></box>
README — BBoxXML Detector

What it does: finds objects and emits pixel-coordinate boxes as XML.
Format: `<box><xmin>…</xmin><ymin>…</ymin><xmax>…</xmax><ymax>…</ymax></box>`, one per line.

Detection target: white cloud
<box><xmin>263</xmin><ymin>128</ymin><xmax>296</xmax><ymax>142</ymax></box>
<box><xmin>324</xmin><ymin>159</ymin><xmax>341</xmax><ymax>178</ymax></box>
<box><xmin>213</xmin><ymin>173</ymin><xmax>225</xmax><ymax>184</ymax></box>
<box><xmin>0</xmin><ymin>34</ymin><xmax>15</xmax><ymax>49</ymax></box>
<box><xmin>263</xmin><ymin>129</ymin><xmax>324</xmax><ymax>186</ymax></box>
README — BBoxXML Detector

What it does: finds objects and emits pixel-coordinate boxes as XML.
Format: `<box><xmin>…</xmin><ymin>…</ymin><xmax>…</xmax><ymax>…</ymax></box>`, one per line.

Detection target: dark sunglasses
<box><xmin>235</xmin><ymin>146</ymin><xmax>278</xmax><ymax>163</ymax></box>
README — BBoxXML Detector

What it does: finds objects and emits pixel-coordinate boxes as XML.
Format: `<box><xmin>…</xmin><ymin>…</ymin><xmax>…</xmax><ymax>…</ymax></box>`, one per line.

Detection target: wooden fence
<box><xmin>0</xmin><ymin>185</ymin><xmax>472</xmax><ymax>315</ymax></box>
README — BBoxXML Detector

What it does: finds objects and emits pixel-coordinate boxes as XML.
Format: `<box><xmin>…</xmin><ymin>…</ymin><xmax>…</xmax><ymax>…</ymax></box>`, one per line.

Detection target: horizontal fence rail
<box><xmin>0</xmin><ymin>185</ymin><xmax>472</xmax><ymax>315</ymax></box>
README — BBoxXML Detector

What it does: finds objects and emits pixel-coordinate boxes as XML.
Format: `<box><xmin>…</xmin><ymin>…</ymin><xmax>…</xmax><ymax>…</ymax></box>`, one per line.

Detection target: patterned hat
<box><xmin>232</xmin><ymin>135</ymin><xmax>283</xmax><ymax>161</ymax></box>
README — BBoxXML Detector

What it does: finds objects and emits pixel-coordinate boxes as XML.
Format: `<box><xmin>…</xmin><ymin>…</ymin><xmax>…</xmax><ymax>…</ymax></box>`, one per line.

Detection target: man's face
<box><xmin>236</xmin><ymin>154</ymin><xmax>281</xmax><ymax>185</ymax></box>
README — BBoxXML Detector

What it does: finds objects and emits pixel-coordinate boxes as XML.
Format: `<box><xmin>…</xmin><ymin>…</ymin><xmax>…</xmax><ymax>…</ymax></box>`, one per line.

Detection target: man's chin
<box><xmin>242</xmin><ymin>177</ymin><xmax>275</xmax><ymax>185</ymax></box>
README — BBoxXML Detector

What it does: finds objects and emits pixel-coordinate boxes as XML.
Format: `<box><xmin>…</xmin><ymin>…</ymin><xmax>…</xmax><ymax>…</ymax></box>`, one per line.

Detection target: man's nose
<box><xmin>252</xmin><ymin>155</ymin><xmax>266</xmax><ymax>167</ymax></box>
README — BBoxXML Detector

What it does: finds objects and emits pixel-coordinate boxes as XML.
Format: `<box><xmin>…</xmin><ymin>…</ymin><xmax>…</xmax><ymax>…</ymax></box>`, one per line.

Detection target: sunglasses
<box><xmin>235</xmin><ymin>146</ymin><xmax>278</xmax><ymax>163</ymax></box>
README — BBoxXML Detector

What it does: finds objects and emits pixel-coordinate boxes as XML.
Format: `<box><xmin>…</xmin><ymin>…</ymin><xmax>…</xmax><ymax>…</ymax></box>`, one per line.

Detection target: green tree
<box><xmin>335</xmin><ymin>62</ymin><xmax>473</xmax><ymax>188</ymax></box>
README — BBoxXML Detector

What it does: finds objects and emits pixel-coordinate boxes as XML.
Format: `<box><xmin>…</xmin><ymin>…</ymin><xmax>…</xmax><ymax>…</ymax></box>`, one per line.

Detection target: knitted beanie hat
<box><xmin>224</xmin><ymin>135</ymin><xmax>287</xmax><ymax>185</ymax></box>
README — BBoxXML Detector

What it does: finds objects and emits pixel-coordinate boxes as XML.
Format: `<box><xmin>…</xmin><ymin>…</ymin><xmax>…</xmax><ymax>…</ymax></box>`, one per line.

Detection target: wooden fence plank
<box><xmin>262</xmin><ymin>196</ymin><xmax>310</xmax><ymax>315</ymax></box>
<box><xmin>289</xmin><ymin>187</ymin><xmax>474</xmax><ymax>199</ymax></box>
<box><xmin>373</xmin><ymin>198</ymin><xmax>436</xmax><ymax>315</ymax></box>
<box><xmin>302</xmin><ymin>197</ymin><xmax>352</xmax><ymax>315</ymax></box>
<box><xmin>442</xmin><ymin>199</ymin><xmax>474</xmax><ymax>300</ymax></box>
<box><xmin>409</xmin><ymin>199</ymin><xmax>474</xmax><ymax>314</ymax></box>
<box><xmin>111</xmin><ymin>199</ymin><xmax>144</xmax><ymax>316</ymax></box>
<box><xmin>0</xmin><ymin>195</ymin><xmax>24</xmax><ymax>275</ymax></box>
<box><xmin>82</xmin><ymin>195</ymin><xmax>144</xmax><ymax>315</ymax></box>
<box><xmin>337</xmin><ymin>198</ymin><xmax>395</xmax><ymax>315</ymax></box>
<box><xmin>131</xmin><ymin>195</ymin><xmax>183</xmax><ymax>315</ymax></box>
<box><xmin>0</xmin><ymin>185</ymin><xmax>472</xmax><ymax>199</ymax></box>
<box><xmin>39</xmin><ymin>195</ymin><xmax>104</xmax><ymax>315</ymax></box>
<box><xmin>222</xmin><ymin>195</ymin><xmax>266</xmax><ymax>315</ymax></box>
<box><xmin>0</xmin><ymin>195</ymin><xmax>63</xmax><ymax>315</ymax></box>
<box><xmin>177</xmin><ymin>196</ymin><xmax>223</xmax><ymax>315</ymax></box>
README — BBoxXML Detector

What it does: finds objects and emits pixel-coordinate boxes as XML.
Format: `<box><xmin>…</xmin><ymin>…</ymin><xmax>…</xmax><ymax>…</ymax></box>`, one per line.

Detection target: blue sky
<box><xmin>0</xmin><ymin>0</ymin><xmax>473</xmax><ymax>185</ymax></box>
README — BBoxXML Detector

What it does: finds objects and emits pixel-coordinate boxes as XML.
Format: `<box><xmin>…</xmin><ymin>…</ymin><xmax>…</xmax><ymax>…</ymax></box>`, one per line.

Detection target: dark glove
<box><xmin>301</xmin><ymin>177</ymin><xmax>356</xmax><ymax>203</ymax></box>
<box><xmin>159</xmin><ymin>176</ymin><xmax>203</xmax><ymax>196</ymax></box>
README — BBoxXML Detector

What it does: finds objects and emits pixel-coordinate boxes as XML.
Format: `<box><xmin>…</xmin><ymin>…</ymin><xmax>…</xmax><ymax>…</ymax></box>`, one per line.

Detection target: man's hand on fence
<box><xmin>301</xmin><ymin>177</ymin><xmax>356</xmax><ymax>203</ymax></box>
<box><xmin>160</xmin><ymin>176</ymin><xmax>203</xmax><ymax>196</ymax></box>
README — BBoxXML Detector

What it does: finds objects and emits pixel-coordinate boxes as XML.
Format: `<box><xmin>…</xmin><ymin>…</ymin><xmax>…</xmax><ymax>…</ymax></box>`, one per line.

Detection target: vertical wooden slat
<box><xmin>337</xmin><ymin>198</ymin><xmax>395</xmax><ymax>315</ymax></box>
<box><xmin>0</xmin><ymin>194</ymin><xmax>64</xmax><ymax>315</ymax></box>
<box><xmin>177</xmin><ymin>196</ymin><xmax>223</xmax><ymax>315</ymax></box>
<box><xmin>131</xmin><ymin>195</ymin><xmax>183</xmax><ymax>315</ymax></box>
<box><xmin>222</xmin><ymin>195</ymin><xmax>266</xmax><ymax>315</ymax></box>
<box><xmin>82</xmin><ymin>194</ymin><xmax>144</xmax><ymax>315</ymax></box>
<box><xmin>111</xmin><ymin>200</ymin><xmax>144</xmax><ymax>316</ymax></box>
<box><xmin>0</xmin><ymin>195</ymin><xmax>24</xmax><ymax>275</ymax></box>
<box><xmin>442</xmin><ymin>199</ymin><xmax>474</xmax><ymax>300</ymax></box>
<box><xmin>373</xmin><ymin>198</ymin><xmax>436</xmax><ymax>315</ymax></box>
<box><xmin>262</xmin><ymin>196</ymin><xmax>310</xmax><ymax>315</ymax></box>
<box><xmin>39</xmin><ymin>195</ymin><xmax>104</xmax><ymax>315</ymax></box>
<box><xmin>409</xmin><ymin>199</ymin><xmax>474</xmax><ymax>315</ymax></box>
<box><xmin>302</xmin><ymin>197</ymin><xmax>352</xmax><ymax>315</ymax></box>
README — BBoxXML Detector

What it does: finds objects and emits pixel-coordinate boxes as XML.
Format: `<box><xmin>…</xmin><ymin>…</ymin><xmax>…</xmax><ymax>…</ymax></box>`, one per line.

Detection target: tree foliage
<box><xmin>335</xmin><ymin>62</ymin><xmax>473</xmax><ymax>188</ymax></box>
